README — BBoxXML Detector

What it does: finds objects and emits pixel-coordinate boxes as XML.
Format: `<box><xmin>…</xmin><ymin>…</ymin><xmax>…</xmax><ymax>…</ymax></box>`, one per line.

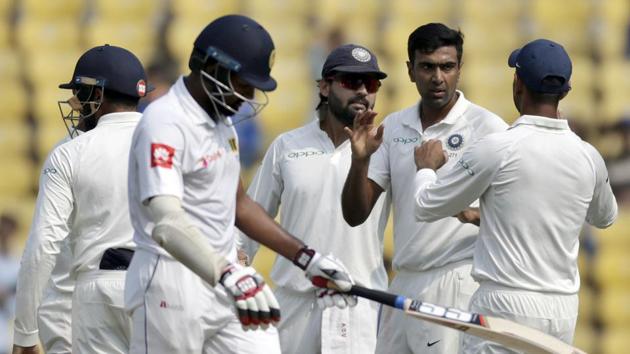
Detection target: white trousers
<box><xmin>125</xmin><ymin>249</ymin><xmax>280</xmax><ymax>354</ymax></box>
<box><xmin>38</xmin><ymin>281</ymin><xmax>73</xmax><ymax>353</ymax></box>
<box><xmin>376</xmin><ymin>260</ymin><xmax>478</xmax><ymax>354</ymax></box>
<box><xmin>461</xmin><ymin>282</ymin><xmax>578</xmax><ymax>354</ymax></box>
<box><xmin>72</xmin><ymin>270</ymin><xmax>131</xmax><ymax>354</ymax></box>
<box><xmin>274</xmin><ymin>287</ymin><xmax>379</xmax><ymax>354</ymax></box>
<box><xmin>38</xmin><ymin>239</ymin><xmax>74</xmax><ymax>354</ymax></box>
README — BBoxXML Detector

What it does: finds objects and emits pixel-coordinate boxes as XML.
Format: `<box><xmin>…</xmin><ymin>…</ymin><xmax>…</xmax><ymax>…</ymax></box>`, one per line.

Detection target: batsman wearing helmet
<box><xmin>125</xmin><ymin>15</ymin><xmax>357</xmax><ymax>353</ymax></box>
<box><xmin>13</xmin><ymin>44</ymin><xmax>149</xmax><ymax>354</ymax></box>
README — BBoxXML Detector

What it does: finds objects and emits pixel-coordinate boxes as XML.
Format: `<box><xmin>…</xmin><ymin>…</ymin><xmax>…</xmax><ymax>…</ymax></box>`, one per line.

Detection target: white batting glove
<box><xmin>292</xmin><ymin>246</ymin><xmax>357</xmax><ymax>308</ymax></box>
<box><xmin>219</xmin><ymin>264</ymin><xmax>280</xmax><ymax>328</ymax></box>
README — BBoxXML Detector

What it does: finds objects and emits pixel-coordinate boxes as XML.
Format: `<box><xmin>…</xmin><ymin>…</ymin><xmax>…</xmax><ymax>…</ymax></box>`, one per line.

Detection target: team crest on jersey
<box><xmin>151</xmin><ymin>143</ymin><xmax>175</xmax><ymax>168</ymax></box>
<box><xmin>447</xmin><ymin>133</ymin><xmax>464</xmax><ymax>150</ymax></box>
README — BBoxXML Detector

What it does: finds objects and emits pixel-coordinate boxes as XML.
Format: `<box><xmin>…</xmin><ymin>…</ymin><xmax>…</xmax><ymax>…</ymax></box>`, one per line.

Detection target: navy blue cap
<box><xmin>59</xmin><ymin>44</ymin><xmax>150</xmax><ymax>98</ymax></box>
<box><xmin>194</xmin><ymin>15</ymin><xmax>276</xmax><ymax>91</ymax></box>
<box><xmin>321</xmin><ymin>44</ymin><xmax>387</xmax><ymax>79</ymax></box>
<box><xmin>508</xmin><ymin>39</ymin><xmax>572</xmax><ymax>94</ymax></box>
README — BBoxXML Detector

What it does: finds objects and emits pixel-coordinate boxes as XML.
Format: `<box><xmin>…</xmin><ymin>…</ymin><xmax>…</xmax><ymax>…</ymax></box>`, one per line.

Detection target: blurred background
<box><xmin>0</xmin><ymin>0</ymin><xmax>629</xmax><ymax>353</ymax></box>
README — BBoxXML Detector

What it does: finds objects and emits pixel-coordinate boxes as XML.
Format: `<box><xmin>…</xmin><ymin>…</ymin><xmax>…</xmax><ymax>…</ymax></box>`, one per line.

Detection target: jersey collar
<box><xmin>511</xmin><ymin>115</ymin><xmax>570</xmax><ymax>130</ymax></box>
<box><xmin>173</xmin><ymin>76</ymin><xmax>218</xmax><ymax>127</ymax></box>
<box><xmin>96</xmin><ymin>111</ymin><xmax>142</xmax><ymax>126</ymax></box>
<box><xmin>401</xmin><ymin>90</ymin><xmax>470</xmax><ymax>133</ymax></box>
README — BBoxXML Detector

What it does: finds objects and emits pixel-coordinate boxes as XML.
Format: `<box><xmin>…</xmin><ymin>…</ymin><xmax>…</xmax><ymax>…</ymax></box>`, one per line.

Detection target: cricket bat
<box><xmin>312</xmin><ymin>277</ymin><xmax>586</xmax><ymax>354</ymax></box>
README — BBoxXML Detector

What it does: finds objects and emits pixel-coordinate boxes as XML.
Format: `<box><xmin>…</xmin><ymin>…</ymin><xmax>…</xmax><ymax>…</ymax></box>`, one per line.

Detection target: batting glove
<box><xmin>219</xmin><ymin>264</ymin><xmax>281</xmax><ymax>328</ymax></box>
<box><xmin>293</xmin><ymin>246</ymin><xmax>358</xmax><ymax>308</ymax></box>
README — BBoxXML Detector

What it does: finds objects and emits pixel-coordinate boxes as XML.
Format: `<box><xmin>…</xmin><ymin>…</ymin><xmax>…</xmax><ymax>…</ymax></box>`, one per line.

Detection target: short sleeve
<box><xmin>131</xmin><ymin>119</ymin><xmax>186</xmax><ymax>203</ymax></box>
<box><xmin>367</xmin><ymin>122</ymin><xmax>391</xmax><ymax>190</ymax></box>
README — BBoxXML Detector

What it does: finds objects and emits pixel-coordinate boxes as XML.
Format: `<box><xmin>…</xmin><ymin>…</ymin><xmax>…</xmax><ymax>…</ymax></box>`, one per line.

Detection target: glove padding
<box><xmin>219</xmin><ymin>264</ymin><xmax>281</xmax><ymax>328</ymax></box>
<box><xmin>304</xmin><ymin>252</ymin><xmax>357</xmax><ymax>308</ymax></box>
<box><xmin>315</xmin><ymin>288</ymin><xmax>358</xmax><ymax>309</ymax></box>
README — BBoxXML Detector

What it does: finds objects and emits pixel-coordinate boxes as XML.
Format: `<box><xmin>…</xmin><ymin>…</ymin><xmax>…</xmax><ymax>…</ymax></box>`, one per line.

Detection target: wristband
<box><xmin>292</xmin><ymin>246</ymin><xmax>316</xmax><ymax>270</ymax></box>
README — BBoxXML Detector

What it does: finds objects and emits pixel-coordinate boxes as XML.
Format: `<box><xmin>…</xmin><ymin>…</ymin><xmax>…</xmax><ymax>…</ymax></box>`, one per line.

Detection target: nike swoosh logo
<box><xmin>427</xmin><ymin>340</ymin><xmax>440</xmax><ymax>347</ymax></box>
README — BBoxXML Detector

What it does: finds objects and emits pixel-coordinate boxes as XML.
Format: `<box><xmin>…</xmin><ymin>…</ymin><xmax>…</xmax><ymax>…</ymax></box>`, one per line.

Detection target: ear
<box><xmin>559</xmin><ymin>82</ymin><xmax>571</xmax><ymax>100</ymax></box>
<box><xmin>406</xmin><ymin>61</ymin><xmax>415</xmax><ymax>83</ymax></box>
<box><xmin>513</xmin><ymin>73</ymin><xmax>523</xmax><ymax>95</ymax></box>
<box><xmin>94</xmin><ymin>87</ymin><xmax>103</xmax><ymax>101</ymax></box>
<box><xmin>319</xmin><ymin>79</ymin><xmax>330</xmax><ymax>98</ymax></box>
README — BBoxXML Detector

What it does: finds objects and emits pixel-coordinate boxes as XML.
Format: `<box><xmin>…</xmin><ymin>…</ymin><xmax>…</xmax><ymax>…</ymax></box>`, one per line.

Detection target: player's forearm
<box><xmin>235</xmin><ymin>194</ymin><xmax>304</xmax><ymax>261</ymax></box>
<box><xmin>14</xmin><ymin>249</ymin><xmax>57</xmax><ymax>346</ymax></box>
<box><xmin>342</xmin><ymin>158</ymin><xmax>377</xmax><ymax>226</ymax></box>
<box><xmin>148</xmin><ymin>196</ymin><xmax>229</xmax><ymax>286</ymax></box>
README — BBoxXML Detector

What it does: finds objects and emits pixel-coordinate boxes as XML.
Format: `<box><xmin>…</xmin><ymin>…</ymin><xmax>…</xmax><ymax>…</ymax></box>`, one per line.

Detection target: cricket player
<box><xmin>13</xmin><ymin>44</ymin><xmax>149</xmax><ymax>354</ymax></box>
<box><xmin>34</xmin><ymin>115</ymin><xmax>91</xmax><ymax>354</ymax></box>
<box><xmin>125</xmin><ymin>15</ymin><xmax>356</xmax><ymax>354</ymax></box>
<box><xmin>238</xmin><ymin>44</ymin><xmax>390</xmax><ymax>354</ymax></box>
<box><xmin>341</xmin><ymin>23</ymin><xmax>508</xmax><ymax>354</ymax></box>
<box><xmin>413</xmin><ymin>39</ymin><xmax>618</xmax><ymax>353</ymax></box>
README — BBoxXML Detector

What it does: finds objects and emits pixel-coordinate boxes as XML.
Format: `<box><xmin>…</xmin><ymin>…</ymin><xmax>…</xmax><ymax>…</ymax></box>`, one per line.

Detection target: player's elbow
<box><xmin>342</xmin><ymin>209</ymin><xmax>368</xmax><ymax>227</ymax></box>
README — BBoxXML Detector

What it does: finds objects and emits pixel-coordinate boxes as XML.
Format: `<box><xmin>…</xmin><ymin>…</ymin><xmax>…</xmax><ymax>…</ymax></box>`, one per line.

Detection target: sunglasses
<box><xmin>328</xmin><ymin>74</ymin><xmax>381</xmax><ymax>94</ymax></box>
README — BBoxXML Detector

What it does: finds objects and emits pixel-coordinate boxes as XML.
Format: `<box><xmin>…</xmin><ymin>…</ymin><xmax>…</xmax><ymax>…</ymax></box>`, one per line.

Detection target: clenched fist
<box><xmin>414</xmin><ymin>139</ymin><xmax>448</xmax><ymax>171</ymax></box>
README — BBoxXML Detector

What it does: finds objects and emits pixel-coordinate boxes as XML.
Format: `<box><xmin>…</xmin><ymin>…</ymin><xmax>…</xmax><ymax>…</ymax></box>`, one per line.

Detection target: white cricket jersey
<box><xmin>239</xmin><ymin>119</ymin><xmax>390</xmax><ymax>292</ymax></box>
<box><xmin>368</xmin><ymin>91</ymin><xmax>507</xmax><ymax>272</ymax></box>
<box><xmin>129</xmin><ymin>77</ymin><xmax>239</xmax><ymax>263</ymax></box>
<box><xmin>14</xmin><ymin>112</ymin><xmax>140</xmax><ymax>346</ymax></box>
<box><xmin>414</xmin><ymin>115</ymin><xmax>618</xmax><ymax>294</ymax></box>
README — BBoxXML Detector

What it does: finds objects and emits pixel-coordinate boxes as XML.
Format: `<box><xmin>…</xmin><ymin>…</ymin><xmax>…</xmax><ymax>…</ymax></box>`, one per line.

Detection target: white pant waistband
<box><xmin>395</xmin><ymin>258</ymin><xmax>472</xmax><ymax>279</ymax></box>
<box><xmin>76</xmin><ymin>269</ymin><xmax>127</xmax><ymax>283</ymax></box>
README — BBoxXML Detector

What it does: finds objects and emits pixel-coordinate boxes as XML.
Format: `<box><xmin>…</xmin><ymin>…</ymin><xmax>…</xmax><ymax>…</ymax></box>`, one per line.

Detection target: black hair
<box><xmin>526</xmin><ymin>76</ymin><xmax>566</xmax><ymax>104</ymax></box>
<box><xmin>104</xmin><ymin>89</ymin><xmax>140</xmax><ymax>108</ymax></box>
<box><xmin>407</xmin><ymin>23</ymin><xmax>464</xmax><ymax>64</ymax></box>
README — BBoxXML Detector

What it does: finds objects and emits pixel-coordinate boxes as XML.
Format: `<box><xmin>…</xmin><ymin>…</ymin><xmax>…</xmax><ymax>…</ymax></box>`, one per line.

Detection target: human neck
<box><xmin>520</xmin><ymin>103</ymin><xmax>560</xmax><ymax>119</ymax></box>
<box><xmin>420</xmin><ymin>91</ymin><xmax>459</xmax><ymax>131</ymax></box>
<box><xmin>184</xmin><ymin>74</ymin><xmax>219</xmax><ymax>122</ymax></box>
<box><xmin>318</xmin><ymin>109</ymin><xmax>349</xmax><ymax>148</ymax></box>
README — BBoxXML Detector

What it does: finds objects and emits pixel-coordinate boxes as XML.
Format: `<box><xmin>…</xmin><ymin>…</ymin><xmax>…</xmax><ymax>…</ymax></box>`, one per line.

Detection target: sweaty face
<box><xmin>324</xmin><ymin>74</ymin><xmax>378</xmax><ymax>126</ymax></box>
<box><xmin>407</xmin><ymin>46</ymin><xmax>461</xmax><ymax>110</ymax></box>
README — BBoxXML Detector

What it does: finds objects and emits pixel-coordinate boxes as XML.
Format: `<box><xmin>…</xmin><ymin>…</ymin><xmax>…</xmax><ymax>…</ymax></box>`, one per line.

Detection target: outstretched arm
<box><xmin>236</xmin><ymin>182</ymin><xmax>355</xmax><ymax>301</ymax></box>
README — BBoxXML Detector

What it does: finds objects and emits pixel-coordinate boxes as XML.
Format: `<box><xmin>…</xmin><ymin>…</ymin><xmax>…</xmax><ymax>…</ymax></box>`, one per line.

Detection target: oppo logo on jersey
<box><xmin>287</xmin><ymin>150</ymin><xmax>325</xmax><ymax>159</ymax></box>
<box><xmin>393</xmin><ymin>137</ymin><xmax>419</xmax><ymax>144</ymax></box>
<box><xmin>42</xmin><ymin>167</ymin><xmax>57</xmax><ymax>175</ymax></box>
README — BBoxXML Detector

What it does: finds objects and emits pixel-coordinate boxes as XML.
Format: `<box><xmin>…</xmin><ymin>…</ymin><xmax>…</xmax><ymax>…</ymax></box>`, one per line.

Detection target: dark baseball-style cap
<box><xmin>508</xmin><ymin>39</ymin><xmax>572</xmax><ymax>94</ymax></box>
<box><xmin>194</xmin><ymin>15</ymin><xmax>277</xmax><ymax>91</ymax></box>
<box><xmin>321</xmin><ymin>44</ymin><xmax>387</xmax><ymax>79</ymax></box>
<box><xmin>59</xmin><ymin>44</ymin><xmax>151</xmax><ymax>98</ymax></box>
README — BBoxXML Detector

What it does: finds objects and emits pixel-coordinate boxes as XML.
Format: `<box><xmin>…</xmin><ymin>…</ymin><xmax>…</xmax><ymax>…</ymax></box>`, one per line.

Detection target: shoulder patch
<box><xmin>151</xmin><ymin>143</ymin><xmax>175</xmax><ymax>168</ymax></box>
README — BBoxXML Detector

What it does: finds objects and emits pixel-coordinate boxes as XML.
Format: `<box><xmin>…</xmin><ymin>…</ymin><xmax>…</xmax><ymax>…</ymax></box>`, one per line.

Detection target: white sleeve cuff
<box><xmin>414</xmin><ymin>168</ymin><xmax>438</xmax><ymax>187</ymax></box>
<box><xmin>13</xmin><ymin>329</ymin><xmax>40</xmax><ymax>347</ymax></box>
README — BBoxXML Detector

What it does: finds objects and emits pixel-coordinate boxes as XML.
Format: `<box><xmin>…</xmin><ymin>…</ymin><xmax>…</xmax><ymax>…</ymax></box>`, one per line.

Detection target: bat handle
<box><xmin>311</xmin><ymin>276</ymin><xmax>407</xmax><ymax>310</ymax></box>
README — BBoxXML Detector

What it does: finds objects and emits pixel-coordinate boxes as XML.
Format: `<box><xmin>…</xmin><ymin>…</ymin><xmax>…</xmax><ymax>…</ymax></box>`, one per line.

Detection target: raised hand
<box><xmin>343</xmin><ymin>110</ymin><xmax>383</xmax><ymax>161</ymax></box>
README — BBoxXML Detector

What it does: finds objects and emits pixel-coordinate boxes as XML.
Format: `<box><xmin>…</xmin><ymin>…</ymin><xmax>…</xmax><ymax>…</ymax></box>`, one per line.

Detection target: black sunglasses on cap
<box><xmin>327</xmin><ymin>74</ymin><xmax>381</xmax><ymax>94</ymax></box>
